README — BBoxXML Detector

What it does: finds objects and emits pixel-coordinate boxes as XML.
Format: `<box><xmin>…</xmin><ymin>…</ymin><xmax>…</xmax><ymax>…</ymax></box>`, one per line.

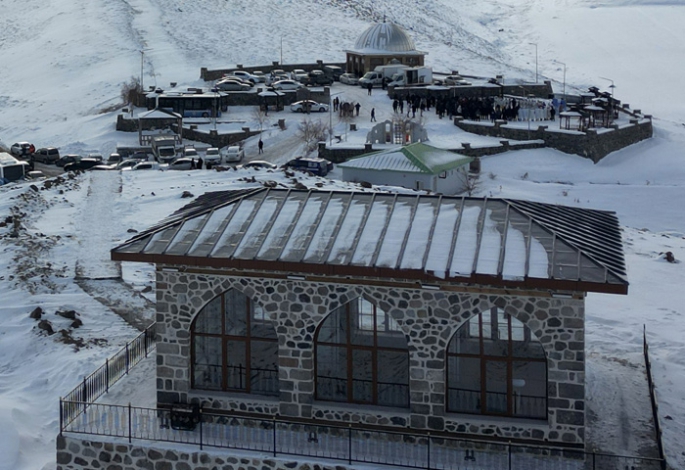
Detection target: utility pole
<box><xmin>140</xmin><ymin>50</ymin><xmax>145</xmax><ymax>92</ymax></box>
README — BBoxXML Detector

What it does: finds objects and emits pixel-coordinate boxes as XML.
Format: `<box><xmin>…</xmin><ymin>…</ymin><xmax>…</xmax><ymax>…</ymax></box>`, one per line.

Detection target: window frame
<box><xmin>446</xmin><ymin>307</ymin><xmax>548</xmax><ymax>419</ymax></box>
<box><xmin>314</xmin><ymin>297</ymin><xmax>409</xmax><ymax>408</ymax></box>
<box><xmin>190</xmin><ymin>289</ymin><xmax>279</xmax><ymax>395</ymax></box>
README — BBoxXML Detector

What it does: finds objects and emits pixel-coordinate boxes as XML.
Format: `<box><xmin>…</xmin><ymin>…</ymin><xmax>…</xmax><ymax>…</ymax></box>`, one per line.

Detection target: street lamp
<box><xmin>140</xmin><ymin>50</ymin><xmax>145</xmax><ymax>92</ymax></box>
<box><xmin>529</xmin><ymin>43</ymin><xmax>538</xmax><ymax>83</ymax></box>
<box><xmin>556</xmin><ymin>61</ymin><xmax>567</xmax><ymax>99</ymax></box>
<box><xmin>599</xmin><ymin>76</ymin><xmax>616</xmax><ymax>100</ymax></box>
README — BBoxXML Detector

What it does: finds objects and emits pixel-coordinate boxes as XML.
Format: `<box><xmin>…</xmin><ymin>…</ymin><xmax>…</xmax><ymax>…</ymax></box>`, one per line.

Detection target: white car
<box><xmin>339</xmin><ymin>73</ymin><xmax>359</xmax><ymax>86</ymax></box>
<box><xmin>239</xmin><ymin>160</ymin><xmax>278</xmax><ymax>170</ymax></box>
<box><xmin>204</xmin><ymin>148</ymin><xmax>221</xmax><ymax>167</ymax></box>
<box><xmin>290</xmin><ymin>100</ymin><xmax>329</xmax><ymax>113</ymax></box>
<box><xmin>132</xmin><ymin>161</ymin><xmax>160</xmax><ymax>171</ymax></box>
<box><xmin>168</xmin><ymin>158</ymin><xmax>194</xmax><ymax>170</ymax></box>
<box><xmin>272</xmin><ymin>80</ymin><xmax>302</xmax><ymax>91</ymax></box>
<box><xmin>290</xmin><ymin>69</ymin><xmax>308</xmax><ymax>82</ymax></box>
<box><xmin>444</xmin><ymin>75</ymin><xmax>471</xmax><ymax>86</ymax></box>
<box><xmin>215</xmin><ymin>79</ymin><xmax>252</xmax><ymax>92</ymax></box>
<box><xmin>221</xmin><ymin>146</ymin><xmax>244</xmax><ymax>163</ymax></box>
<box><xmin>231</xmin><ymin>70</ymin><xmax>260</xmax><ymax>84</ymax></box>
<box><xmin>251</xmin><ymin>71</ymin><xmax>266</xmax><ymax>83</ymax></box>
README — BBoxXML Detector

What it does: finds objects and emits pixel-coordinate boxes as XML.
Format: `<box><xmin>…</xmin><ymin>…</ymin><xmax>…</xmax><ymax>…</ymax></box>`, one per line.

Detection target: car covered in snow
<box><xmin>221</xmin><ymin>146</ymin><xmax>244</xmax><ymax>163</ymax></box>
<box><xmin>239</xmin><ymin>160</ymin><xmax>278</xmax><ymax>171</ymax></box>
<box><xmin>289</xmin><ymin>100</ymin><xmax>329</xmax><ymax>113</ymax></box>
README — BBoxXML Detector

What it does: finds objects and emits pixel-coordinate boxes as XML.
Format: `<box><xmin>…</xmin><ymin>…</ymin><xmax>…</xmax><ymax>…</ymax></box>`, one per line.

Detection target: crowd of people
<box><xmin>388</xmin><ymin>93</ymin><xmax>567</xmax><ymax>123</ymax></box>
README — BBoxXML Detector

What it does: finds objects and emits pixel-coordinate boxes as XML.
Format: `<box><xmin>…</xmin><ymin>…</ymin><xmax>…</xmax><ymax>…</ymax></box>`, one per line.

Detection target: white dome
<box><xmin>354</xmin><ymin>22</ymin><xmax>417</xmax><ymax>53</ymax></box>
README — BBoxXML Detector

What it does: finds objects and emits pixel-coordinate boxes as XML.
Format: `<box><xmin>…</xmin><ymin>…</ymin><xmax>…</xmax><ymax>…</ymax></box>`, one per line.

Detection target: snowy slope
<box><xmin>1</xmin><ymin>0</ymin><xmax>685</xmax><ymax>469</ymax></box>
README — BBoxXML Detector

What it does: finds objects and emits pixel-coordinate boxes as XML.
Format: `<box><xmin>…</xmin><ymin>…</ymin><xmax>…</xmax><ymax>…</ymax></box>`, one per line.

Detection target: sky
<box><xmin>1</xmin><ymin>0</ymin><xmax>684</xmax><ymax>469</ymax></box>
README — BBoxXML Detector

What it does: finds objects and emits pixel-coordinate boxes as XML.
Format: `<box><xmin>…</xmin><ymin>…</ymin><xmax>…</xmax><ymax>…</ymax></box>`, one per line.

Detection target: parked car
<box><xmin>107</xmin><ymin>153</ymin><xmax>122</xmax><ymax>165</ymax></box>
<box><xmin>239</xmin><ymin>160</ymin><xmax>278</xmax><ymax>170</ymax></box>
<box><xmin>132</xmin><ymin>161</ymin><xmax>160</xmax><ymax>171</ymax></box>
<box><xmin>10</xmin><ymin>142</ymin><xmax>34</xmax><ymax>158</ymax></box>
<box><xmin>323</xmin><ymin>65</ymin><xmax>344</xmax><ymax>81</ymax></box>
<box><xmin>339</xmin><ymin>73</ymin><xmax>359</xmax><ymax>86</ymax></box>
<box><xmin>221</xmin><ymin>146</ymin><xmax>244</xmax><ymax>163</ymax></box>
<box><xmin>290</xmin><ymin>69</ymin><xmax>308</xmax><ymax>82</ymax></box>
<box><xmin>86</xmin><ymin>153</ymin><xmax>103</xmax><ymax>162</ymax></box>
<box><xmin>304</xmin><ymin>70</ymin><xmax>334</xmax><ymax>87</ymax></box>
<box><xmin>168</xmin><ymin>158</ymin><xmax>194</xmax><ymax>171</ymax></box>
<box><xmin>444</xmin><ymin>75</ymin><xmax>471</xmax><ymax>86</ymax></box>
<box><xmin>251</xmin><ymin>71</ymin><xmax>266</xmax><ymax>83</ymax></box>
<box><xmin>25</xmin><ymin>170</ymin><xmax>46</xmax><ymax>180</ymax></box>
<box><xmin>231</xmin><ymin>70</ymin><xmax>260</xmax><ymax>84</ymax></box>
<box><xmin>56</xmin><ymin>154</ymin><xmax>80</xmax><ymax>167</ymax></box>
<box><xmin>204</xmin><ymin>148</ymin><xmax>221</xmax><ymax>168</ymax></box>
<box><xmin>290</xmin><ymin>100</ymin><xmax>329</xmax><ymax>113</ymax></box>
<box><xmin>215</xmin><ymin>80</ymin><xmax>252</xmax><ymax>92</ymax></box>
<box><xmin>220</xmin><ymin>75</ymin><xmax>254</xmax><ymax>86</ymax></box>
<box><xmin>64</xmin><ymin>158</ymin><xmax>100</xmax><ymax>172</ymax></box>
<box><xmin>183</xmin><ymin>147</ymin><xmax>199</xmax><ymax>158</ymax></box>
<box><xmin>283</xmin><ymin>157</ymin><xmax>330</xmax><ymax>176</ymax></box>
<box><xmin>115</xmin><ymin>159</ymin><xmax>139</xmax><ymax>170</ymax></box>
<box><xmin>272</xmin><ymin>79</ymin><xmax>303</xmax><ymax>91</ymax></box>
<box><xmin>33</xmin><ymin>147</ymin><xmax>60</xmax><ymax>164</ymax></box>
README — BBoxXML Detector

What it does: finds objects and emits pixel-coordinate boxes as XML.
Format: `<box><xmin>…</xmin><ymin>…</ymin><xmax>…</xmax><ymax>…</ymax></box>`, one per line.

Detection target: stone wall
<box><xmin>57</xmin><ymin>435</ymin><xmax>363</xmax><ymax>470</ymax></box>
<box><xmin>388</xmin><ymin>81</ymin><xmax>554</xmax><ymax>101</ymax></box>
<box><xmin>154</xmin><ymin>270</ymin><xmax>586</xmax><ymax>445</ymax></box>
<box><xmin>454</xmin><ymin>116</ymin><xmax>653</xmax><ymax>163</ymax></box>
<box><xmin>201</xmin><ymin>62</ymin><xmax>347</xmax><ymax>82</ymax></box>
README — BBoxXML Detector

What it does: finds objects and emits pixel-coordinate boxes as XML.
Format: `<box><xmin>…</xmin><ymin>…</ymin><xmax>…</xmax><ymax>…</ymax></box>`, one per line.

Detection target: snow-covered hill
<box><xmin>1</xmin><ymin>1</ymin><xmax>685</xmax><ymax>469</ymax></box>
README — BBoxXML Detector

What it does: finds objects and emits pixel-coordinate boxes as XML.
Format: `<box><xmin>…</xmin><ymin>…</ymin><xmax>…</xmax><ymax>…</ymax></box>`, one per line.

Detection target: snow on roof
<box><xmin>352</xmin><ymin>22</ymin><xmax>418</xmax><ymax>53</ymax></box>
<box><xmin>112</xmin><ymin>188</ymin><xmax>629</xmax><ymax>294</ymax></box>
<box><xmin>337</xmin><ymin>142</ymin><xmax>473</xmax><ymax>175</ymax></box>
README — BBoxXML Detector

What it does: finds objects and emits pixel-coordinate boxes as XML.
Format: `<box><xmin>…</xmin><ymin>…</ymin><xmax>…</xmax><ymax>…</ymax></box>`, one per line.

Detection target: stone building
<box><xmin>345</xmin><ymin>21</ymin><xmax>426</xmax><ymax>76</ymax></box>
<box><xmin>107</xmin><ymin>188</ymin><xmax>628</xmax><ymax>455</ymax></box>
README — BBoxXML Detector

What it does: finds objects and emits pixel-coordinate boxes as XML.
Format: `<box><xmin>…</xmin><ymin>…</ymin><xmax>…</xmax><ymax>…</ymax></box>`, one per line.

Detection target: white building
<box><xmin>337</xmin><ymin>142</ymin><xmax>473</xmax><ymax>194</ymax></box>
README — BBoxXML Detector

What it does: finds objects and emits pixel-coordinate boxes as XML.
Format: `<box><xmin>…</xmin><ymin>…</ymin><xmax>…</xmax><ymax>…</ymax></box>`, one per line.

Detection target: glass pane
<box><xmin>318</xmin><ymin>308</ymin><xmax>347</xmax><ymax>344</ymax></box>
<box><xmin>226</xmin><ymin>340</ymin><xmax>247</xmax><ymax>391</ymax></box>
<box><xmin>513</xmin><ymin>361</ymin><xmax>547</xmax><ymax>418</ymax></box>
<box><xmin>251</xmin><ymin>339</ymin><xmax>279</xmax><ymax>396</ymax></box>
<box><xmin>451</xmin><ymin>326</ymin><xmax>480</xmax><ymax>355</ymax></box>
<box><xmin>485</xmin><ymin>361</ymin><xmax>508</xmax><ymax>414</ymax></box>
<box><xmin>447</xmin><ymin>356</ymin><xmax>480</xmax><ymax>413</ymax></box>
<box><xmin>194</xmin><ymin>296</ymin><xmax>221</xmax><ymax>334</ymax></box>
<box><xmin>512</xmin><ymin>339</ymin><xmax>546</xmax><ymax>359</ymax></box>
<box><xmin>251</xmin><ymin>301</ymin><xmax>277</xmax><ymax>340</ymax></box>
<box><xmin>352</xmin><ymin>349</ymin><xmax>373</xmax><ymax>403</ymax></box>
<box><xmin>351</xmin><ymin>299</ymin><xmax>373</xmax><ymax>346</ymax></box>
<box><xmin>316</xmin><ymin>344</ymin><xmax>347</xmax><ymax>402</ymax></box>
<box><xmin>497</xmin><ymin>310</ymin><xmax>510</xmax><ymax>341</ymax></box>
<box><xmin>193</xmin><ymin>336</ymin><xmax>222</xmax><ymax>390</ymax></box>
<box><xmin>377</xmin><ymin>350</ymin><xmax>408</xmax><ymax>407</ymax></box>
<box><xmin>510</xmin><ymin>315</ymin><xmax>526</xmax><ymax>341</ymax></box>
<box><xmin>225</xmin><ymin>290</ymin><xmax>248</xmax><ymax>336</ymax></box>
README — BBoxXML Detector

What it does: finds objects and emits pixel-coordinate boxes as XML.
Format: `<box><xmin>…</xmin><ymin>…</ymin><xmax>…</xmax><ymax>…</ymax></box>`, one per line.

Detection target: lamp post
<box><xmin>556</xmin><ymin>61</ymin><xmax>566</xmax><ymax>99</ymax></box>
<box><xmin>140</xmin><ymin>50</ymin><xmax>145</xmax><ymax>92</ymax></box>
<box><xmin>529</xmin><ymin>43</ymin><xmax>538</xmax><ymax>83</ymax></box>
<box><xmin>599</xmin><ymin>76</ymin><xmax>615</xmax><ymax>100</ymax></box>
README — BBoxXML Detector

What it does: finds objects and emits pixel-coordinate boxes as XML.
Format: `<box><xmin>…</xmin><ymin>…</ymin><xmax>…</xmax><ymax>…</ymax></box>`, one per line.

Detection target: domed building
<box><xmin>345</xmin><ymin>21</ymin><xmax>426</xmax><ymax>76</ymax></box>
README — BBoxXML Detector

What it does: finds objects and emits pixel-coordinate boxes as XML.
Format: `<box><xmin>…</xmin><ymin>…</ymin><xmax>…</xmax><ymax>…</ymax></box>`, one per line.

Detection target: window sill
<box><xmin>445</xmin><ymin>411</ymin><xmax>549</xmax><ymax>427</ymax></box>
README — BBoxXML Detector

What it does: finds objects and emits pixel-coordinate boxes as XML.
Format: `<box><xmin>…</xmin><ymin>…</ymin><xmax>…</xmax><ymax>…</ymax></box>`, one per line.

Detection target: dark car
<box><xmin>64</xmin><ymin>158</ymin><xmax>101</xmax><ymax>172</ymax></box>
<box><xmin>56</xmin><ymin>154</ymin><xmax>80</xmax><ymax>167</ymax></box>
<box><xmin>304</xmin><ymin>70</ymin><xmax>334</xmax><ymax>87</ymax></box>
<box><xmin>283</xmin><ymin>157</ymin><xmax>330</xmax><ymax>176</ymax></box>
<box><xmin>33</xmin><ymin>147</ymin><xmax>60</xmax><ymax>164</ymax></box>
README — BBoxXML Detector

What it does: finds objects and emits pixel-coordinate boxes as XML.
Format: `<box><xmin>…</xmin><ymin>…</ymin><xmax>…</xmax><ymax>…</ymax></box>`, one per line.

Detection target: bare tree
<box><xmin>251</xmin><ymin>107</ymin><xmax>270</xmax><ymax>132</ymax></box>
<box><xmin>297</xmin><ymin>118</ymin><xmax>330</xmax><ymax>155</ymax></box>
<box><xmin>121</xmin><ymin>76</ymin><xmax>142</xmax><ymax>111</ymax></box>
<box><xmin>458</xmin><ymin>169</ymin><xmax>481</xmax><ymax>196</ymax></box>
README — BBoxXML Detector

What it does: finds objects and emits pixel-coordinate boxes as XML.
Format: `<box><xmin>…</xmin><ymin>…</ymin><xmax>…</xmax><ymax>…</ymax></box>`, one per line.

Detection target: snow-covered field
<box><xmin>1</xmin><ymin>0</ymin><xmax>684</xmax><ymax>469</ymax></box>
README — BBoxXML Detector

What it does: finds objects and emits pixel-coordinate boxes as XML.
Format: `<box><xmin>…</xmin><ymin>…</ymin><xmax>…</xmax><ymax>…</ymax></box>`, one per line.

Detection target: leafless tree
<box><xmin>251</xmin><ymin>107</ymin><xmax>270</xmax><ymax>132</ymax></box>
<box><xmin>458</xmin><ymin>170</ymin><xmax>481</xmax><ymax>196</ymax></box>
<box><xmin>297</xmin><ymin>118</ymin><xmax>330</xmax><ymax>155</ymax></box>
<box><xmin>120</xmin><ymin>76</ymin><xmax>142</xmax><ymax>111</ymax></box>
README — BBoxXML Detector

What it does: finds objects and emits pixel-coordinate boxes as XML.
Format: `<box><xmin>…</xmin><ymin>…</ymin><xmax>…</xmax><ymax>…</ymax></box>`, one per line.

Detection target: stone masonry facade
<box><xmin>154</xmin><ymin>269</ymin><xmax>586</xmax><ymax>446</ymax></box>
<box><xmin>57</xmin><ymin>435</ymin><xmax>365</xmax><ymax>470</ymax></box>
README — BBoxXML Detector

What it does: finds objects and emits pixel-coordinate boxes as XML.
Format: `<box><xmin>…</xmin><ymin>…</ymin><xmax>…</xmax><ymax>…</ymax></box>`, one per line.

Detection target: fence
<box><xmin>643</xmin><ymin>325</ymin><xmax>668</xmax><ymax>470</ymax></box>
<box><xmin>61</xmin><ymin>325</ymin><xmax>156</xmax><ymax>429</ymax></box>
<box><xmin>60</xmin><ymin>401</ymin><xmax>664</xmax><ymax>470</ymax></box>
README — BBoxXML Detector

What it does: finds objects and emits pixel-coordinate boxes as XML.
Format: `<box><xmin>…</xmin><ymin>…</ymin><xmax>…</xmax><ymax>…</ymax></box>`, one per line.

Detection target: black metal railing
<box><xmin>643</xmin><ymin>325</ymin><xmax>668</xmax><ymax>470</ymax></box>
<box><xmin>316</xmin><ymin>375</ymin><xmax>409</xmax><ymax>408</ymax></box>
<box><xmin>447</xmin><ymin>387</ymin><xmax>547</xmax><ymax>419</ymax></box>
<box><xmin>59</xmin><ymin>401</ymin><xmax>664</xmax><ymax>470</ymax></box>
<box><xmin>60</xmin><ymin>325</ymin><xmax>156</xmax><ymax>429</ymax></box>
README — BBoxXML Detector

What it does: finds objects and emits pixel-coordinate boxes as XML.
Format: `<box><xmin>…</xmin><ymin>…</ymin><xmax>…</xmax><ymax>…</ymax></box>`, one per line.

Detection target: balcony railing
<box><xmin>60</xmin><ymin>401</ymin><xmax>663</xmax><ymax>470</ymax></box>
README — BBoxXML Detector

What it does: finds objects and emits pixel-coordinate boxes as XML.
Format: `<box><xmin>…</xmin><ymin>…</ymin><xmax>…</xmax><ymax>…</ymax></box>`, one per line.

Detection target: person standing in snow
<box><xmin>258</xmin><ymin>139</ymin><xmax>264</xmax><ymax>154</ymax></box>
<box><xmin>367</xmin><ymin>83</ymin><xmax>373</xmax><ymax>96</ymax></box>
<box><xmin>370</xmin><ymin>108</ymin><xmax>376</xmax><ymax>122</ymax></box>
<box><xmin>197</xmin><ymin>157</ymin><xmax>203</xmax><ymax>169</ymax></box>
<box><xmin>355</xmin><ymin>102</ymin><xmax>361</xmax><ymax>116</ymax></box>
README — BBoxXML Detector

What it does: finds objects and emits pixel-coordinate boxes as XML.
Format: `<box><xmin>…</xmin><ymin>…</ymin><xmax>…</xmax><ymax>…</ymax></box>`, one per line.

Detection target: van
<box><xmin>283</xmin><ymin>157</ymin><xmax>330</xmax><ymax>177</ymax></box>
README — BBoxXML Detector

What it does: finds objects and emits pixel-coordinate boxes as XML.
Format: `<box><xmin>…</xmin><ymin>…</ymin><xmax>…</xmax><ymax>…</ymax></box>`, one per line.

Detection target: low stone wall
<box><xmin>454</xmin><ymin>116</ymin><xmax>653</xmax><ymax>163</ymax></box>
<box><xmin>57</xmin><ymin>435</ymin><xmax>358</xmax><ymax>470</ymax></box>
<box><xmin>201</xmin><ymin>62</ymin><xmax>347</xmax><ymax>82</ymax></box>
<box><xmin>388</xmin><ymin>81</ymin><xmax>554</xmax><ymax>100</ymax></box>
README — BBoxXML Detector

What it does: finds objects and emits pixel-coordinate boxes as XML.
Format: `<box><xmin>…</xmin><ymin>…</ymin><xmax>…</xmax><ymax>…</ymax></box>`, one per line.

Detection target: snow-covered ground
<box><xmin>1</xmin><ymin>0</ymin><xmax>685</xmax><ymax>469</ymax></box>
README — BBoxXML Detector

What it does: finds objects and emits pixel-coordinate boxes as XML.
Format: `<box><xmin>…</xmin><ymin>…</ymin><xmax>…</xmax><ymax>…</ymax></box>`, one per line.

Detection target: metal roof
<box><xmin>352</xmin><ymin>22</ymin><xmax>418</xmax><ymax>53</ymax></box>
<box><xmin>111</xmin><ymin>189</ymin><xmax>629</xmax><ymax>294</ymax></box>
<box><xmin>338</xmin><ymin>143</ymin><xmax>473</xmax><ymax>175</ymax></box>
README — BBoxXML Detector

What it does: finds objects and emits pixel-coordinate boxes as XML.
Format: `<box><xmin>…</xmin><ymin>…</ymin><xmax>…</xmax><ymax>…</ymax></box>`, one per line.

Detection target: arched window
<box><xmin>446</xmin><ymin>308</ymin><xmax>547</xmax><ymax>419</ymax></box>
<box><xmin>191</xmin><ymin>289</ymin><xmax>278</xmax><ymax>396</ymax></box>
<box><xmin>315</xmin><ymin>297</ymin><xmax>409</xmax><ymax>408</ymax></box>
